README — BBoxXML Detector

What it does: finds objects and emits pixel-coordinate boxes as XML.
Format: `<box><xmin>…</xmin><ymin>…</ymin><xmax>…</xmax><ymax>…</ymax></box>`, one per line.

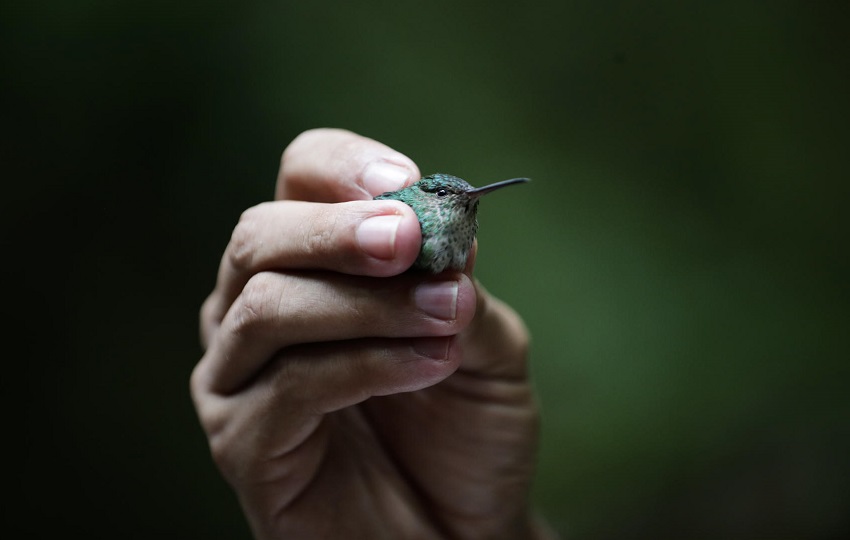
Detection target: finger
<box><xmin>190</xmin><ymin>336</ymin><xmax>460</xmax><ymax>485</ymax></box>
<box><xmin>196</xmin><ymin>271</ymin><xmax>477</xmax><ymax>394</ymax></box>
<box><xmin>200</xmin><ymin>199</ymin><xmax>422</xmax><ymax>343</ymax></box>
<box><xmin>276</xmin><ymin>128</ymin><xmax>421</xmax><ymax>203</ymax></box>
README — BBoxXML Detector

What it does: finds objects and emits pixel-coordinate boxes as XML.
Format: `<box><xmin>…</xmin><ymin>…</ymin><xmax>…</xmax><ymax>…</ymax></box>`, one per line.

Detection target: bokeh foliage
<box><xmin>6</xmin><ymin>1</ymin><xmax>848</xmax><ymax>538</ymax></box>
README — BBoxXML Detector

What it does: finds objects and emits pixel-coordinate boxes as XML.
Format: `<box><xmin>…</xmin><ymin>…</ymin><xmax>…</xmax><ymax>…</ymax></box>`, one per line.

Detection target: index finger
<box><xmin>277</xmin><ymin>128</ymin><xmax>421</xmax><ymax>203</ymax></box>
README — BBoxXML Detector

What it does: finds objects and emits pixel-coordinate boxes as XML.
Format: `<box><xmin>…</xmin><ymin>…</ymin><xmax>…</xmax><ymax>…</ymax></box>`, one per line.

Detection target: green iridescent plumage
<box><xmin>374</xmin><ymin>173</ymin><xmax>529</xmax><ymax>273</ymax></box>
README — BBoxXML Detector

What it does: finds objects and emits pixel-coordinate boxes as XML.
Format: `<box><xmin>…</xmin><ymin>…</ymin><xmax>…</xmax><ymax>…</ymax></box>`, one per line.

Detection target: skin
<box><xmin>190</xmin><ymin>128</ymin><xmax>558</xmax><ymax>539</ymax></box>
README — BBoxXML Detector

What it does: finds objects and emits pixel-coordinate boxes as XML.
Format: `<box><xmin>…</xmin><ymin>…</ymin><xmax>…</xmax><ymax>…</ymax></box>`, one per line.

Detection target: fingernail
<box><xmin>356</xmin><ymin>215</ymin><xmax>401</xmax><ymax>260</ymax></box>
<box><xmin>414</xmin><ymin>281</ymin><xmax>458</xmax><ymax>320</ymax></box>
<box><xmin>363</xmin><ymin>161</ymin><xmax>411</xmax><ymax>195</ymax></box>
<box><xmin>412</xmin><ymin>337</ymin><xmax>451</xmax><ymax>361</ymax></box>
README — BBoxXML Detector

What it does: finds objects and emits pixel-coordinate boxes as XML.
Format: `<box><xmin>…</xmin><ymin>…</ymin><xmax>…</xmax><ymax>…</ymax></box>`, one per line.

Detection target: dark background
<box><xmin>6</xmin><ymin>1</ymin><xmax>849</xmax><ymax>538</ymax></box>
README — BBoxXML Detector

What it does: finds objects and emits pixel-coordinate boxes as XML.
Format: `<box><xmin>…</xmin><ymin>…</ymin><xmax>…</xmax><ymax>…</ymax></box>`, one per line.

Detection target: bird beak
<box><xmin>466</xmin><ymin>177</ymin><xmax>530</xmax><ymax>198</ymax></box>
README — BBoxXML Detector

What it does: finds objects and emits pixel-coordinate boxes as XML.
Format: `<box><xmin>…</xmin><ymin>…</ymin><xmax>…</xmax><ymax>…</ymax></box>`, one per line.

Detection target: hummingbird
<box><xmin>374</xmin><ymin>173</ymin><xmax>530</xmax><ymax>273</ymax></box>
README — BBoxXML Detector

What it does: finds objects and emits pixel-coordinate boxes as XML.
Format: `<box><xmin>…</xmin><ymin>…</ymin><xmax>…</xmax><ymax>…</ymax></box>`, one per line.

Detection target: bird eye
<box><xmin>436</xmin><ymin>189</ymin><xmax>448</xmax><ymax>197</ymax></box>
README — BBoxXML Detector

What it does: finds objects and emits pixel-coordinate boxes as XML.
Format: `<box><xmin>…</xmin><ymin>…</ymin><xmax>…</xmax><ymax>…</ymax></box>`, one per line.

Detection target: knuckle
<box><xmin>189</xmin><ymin>370</ymin><xmax>249</xmax><ymax>482</ymax></box>
<box><xmin>208</xmin><ymin>431</ymin><xmax>241</xmax><ymax>481</ymax></box>
<box><xmin>199</xmin><ymin>295</ymin><xmax>214</xmax><ymax>328</ymax></box>
<box><xmin>227</xmin><ymin>206</ymin><xmax>264</xmax><ymax>272</ymax></box>
<box><xmin>189</xmin><ymin>371</ymin><xmax>253</xmax><ymax>483</ymax></box>
<box><xmin>189</xmin><ymin>370</ymin><xmax>234</xmax><ymax>478</ymax></box>
<box><xmin>198</xmin><ymin>296</ymin><xmax>217</xmax><ymax>348</ymax></box>
<box><xmin>189</xmin><ymin>362</ymin><xmax>225</xmax><ymax>433</ymax></box>
<box><xmin>329</xmin><ymin>137</ymin><xmax>360</xmax><ymax>167</ymax></box>
<box><xmin>302</xmin><ymin>206</ymin><xmax>343</xmax><ymax>257</ymax></box>
<box><xmin>280</xmin><ymin>128</ymin><xmax>343</xmax><ymax>172</ymax></box>
<box><xmin>281</xmin><ymin>129</ymin><xmax>316</xmax><ymax>164</ymax></box>
<box><xmin>230</xmin><ymin>272</ymin><xmax>282</xmax><ymax>337</ymax></box>
<box><xmin>189</xmin><ymin>361</ymin><xmax>207</xmax><ymax>404</ymax></box>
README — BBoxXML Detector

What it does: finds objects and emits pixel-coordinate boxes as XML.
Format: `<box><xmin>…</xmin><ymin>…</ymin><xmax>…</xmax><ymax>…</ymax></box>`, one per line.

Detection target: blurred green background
<box><xmin>6</xmin><ymin>1</ymin><xmax>848</xmax><ymax>538</ymax></box>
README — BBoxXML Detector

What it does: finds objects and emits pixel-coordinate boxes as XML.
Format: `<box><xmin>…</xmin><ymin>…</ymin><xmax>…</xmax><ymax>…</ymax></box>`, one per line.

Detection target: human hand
<box><xmin>191</xmin><ymin>128</ymin><xmax>555</xmax><ymax>539</ymax></box>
